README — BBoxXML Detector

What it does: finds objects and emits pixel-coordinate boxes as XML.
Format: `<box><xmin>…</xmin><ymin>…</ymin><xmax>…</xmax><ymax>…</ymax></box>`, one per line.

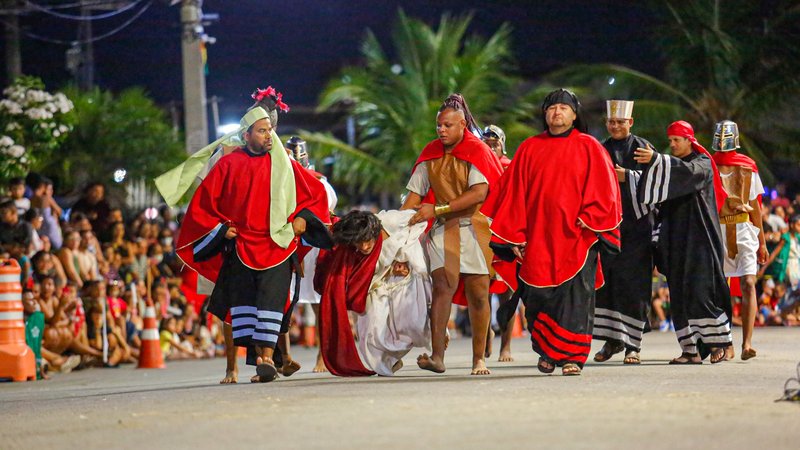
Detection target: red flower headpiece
<box><xmin>251</xmin><ymin>86</ymin><xmax>290</xmax><ymax>113</ymax></box>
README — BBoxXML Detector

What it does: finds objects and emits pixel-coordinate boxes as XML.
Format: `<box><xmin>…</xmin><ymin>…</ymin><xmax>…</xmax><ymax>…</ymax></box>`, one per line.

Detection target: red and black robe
<box><xmin>482</xmin><ymin>129</ymin><xmax>622</xmax><ymax>367</ymax></box>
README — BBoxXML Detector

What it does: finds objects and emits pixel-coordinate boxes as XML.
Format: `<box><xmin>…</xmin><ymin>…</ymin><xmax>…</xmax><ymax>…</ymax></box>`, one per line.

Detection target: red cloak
<box><xmin>314</xmin><ymin>237</ymin><xmax>383</xmax><ymax>376</ymax></box>
<box><xmin>482</xmin><ymin>129</ymin><xmax>622</xmax><ymax>289</ymax></box>
<box><xmin>412</xmin><ymin>132</ymin><xmax>503</xmax><ymax>305</ymax></box>
<box><xmin>176</xmin><ymin>147</ymin><xmax>331</xmax><ymax>284</ymax></box>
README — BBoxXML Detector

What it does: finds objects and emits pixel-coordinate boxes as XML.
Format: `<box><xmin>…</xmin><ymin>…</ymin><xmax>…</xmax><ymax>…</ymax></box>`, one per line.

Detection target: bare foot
<box><xmin>741</xmin><ymin>346</ymin><xmax>757</xmax><ymax>361</ymax></box>
<box><xmin>312</xmin><ymin>352</ymin><xmax>328</xmax><ymax>373</ymax></box>
<box><xmin>391</xmin><ymin>359</ymin><xmax>403</xmax><ymax>374</ymax></box>
<box><xmin>281</xmin><ymin>359</ymin><xmax>301</xmax><ymax>377</ymax></box>
<box><xmin>484</xmin><ymin>328</ymin><xmax>494</xmax><ymax>358</ymax></box>
<box><xmin>498</xmin><ymin>352</ymin><xmax>514</xmax><ymax>362</ymax></box>
<box><xmin>417</xmin><ymin>353</ymin><xmax>445</xmax><ymax>373</ymax></box>
<box><xmin>471</xmin><ymin>358</ymin><xmax>491</xmax><ymax>375</ymax></box>
<box><xmin>220</xmin><ymin>369</ymin><xmax>238</xmax><ymax>384</ymax></box>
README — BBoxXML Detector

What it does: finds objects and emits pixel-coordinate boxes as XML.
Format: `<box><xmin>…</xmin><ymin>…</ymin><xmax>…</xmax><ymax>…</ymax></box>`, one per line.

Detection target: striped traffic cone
<box><xmin>137</xmin><ymin>298</ymin><xmax>165</xmax><ymax>369</ymax></box>
<box><xmin>0</xmin><ymin>259</ymin><xmax>36</xmax><ymax>381</ymax></box>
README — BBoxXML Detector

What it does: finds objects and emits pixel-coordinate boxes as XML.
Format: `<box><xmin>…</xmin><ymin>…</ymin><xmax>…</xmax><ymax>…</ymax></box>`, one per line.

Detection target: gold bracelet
<box><xmin>434</xmin><ymin>203</ymin><xmax>452</xmax><ymax>217</ymax></box>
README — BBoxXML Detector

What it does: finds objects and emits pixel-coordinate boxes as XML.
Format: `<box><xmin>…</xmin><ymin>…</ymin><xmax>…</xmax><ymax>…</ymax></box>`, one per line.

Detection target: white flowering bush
<box><xmin>0</xmin><ymin>76</ymin><xmax>74</xmax><ymax>183</ymax></box>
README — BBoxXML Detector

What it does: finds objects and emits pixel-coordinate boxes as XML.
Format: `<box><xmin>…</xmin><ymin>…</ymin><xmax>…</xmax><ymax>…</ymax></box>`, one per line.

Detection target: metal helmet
<box><xmin>285</xmin><ymin>136</ymin><xmax>309</xmax><ymax>168</ymax></box>
<box><xmin>711</xmin><ymin>120</ymin><xmax>740</xmax><ymax>152</ymax></box>
<box><xmin>482</xmin><ymin>125</ymin><xmax>506</xmax><ymax>155</ymax></box>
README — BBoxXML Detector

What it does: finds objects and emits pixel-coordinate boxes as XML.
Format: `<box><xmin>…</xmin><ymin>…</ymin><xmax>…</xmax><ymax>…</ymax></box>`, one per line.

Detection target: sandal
<box><xmin>562</xmin><ymin>363</ymin><xmax>582</xmax><ymax>376</ymax></box>
<box><xmin>623</xmin><ymin>350</ymin><xmax>641</xmax><ymax>365</ymax></box>
<box><xmin>537</xmin><ymin>357</ymin><xmax>555</xmax><ymax>374</ymax></box>
<box><xmin>255</xmin><ymin>361</ymin><xmax>278</xmax><ymax>382</ymax></box>
<box><xmin>669</xmin><ymin>352</ymin><xmax>701</xmax><ymax>365</ymax></box>
<box><xmin>593</xmin><ymin>341</ymin><xmax>624</xmax><ymax>363</ymax></box>
<box><xmin>710</xmin><ymin>346</ymin><xmax>732</xmax><ymax>364</ymax></box>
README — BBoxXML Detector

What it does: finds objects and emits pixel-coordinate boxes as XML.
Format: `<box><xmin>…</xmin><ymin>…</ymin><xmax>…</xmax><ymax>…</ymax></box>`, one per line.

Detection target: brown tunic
<box><xmin>718</xmin><ymin>165</ymin><xmax>753</xmax><ymax>259</ymax></box>
<box><xmin>427</xmin><ymin>153</ymin><xmax>494</xmax><ymax>287</ymax></box>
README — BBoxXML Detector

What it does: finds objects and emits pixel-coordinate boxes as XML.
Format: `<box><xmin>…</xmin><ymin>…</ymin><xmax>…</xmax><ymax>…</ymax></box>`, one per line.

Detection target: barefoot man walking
<box><xmin>402</xmin><ymin>94</ymin><xmax>503</xmax><ymax>375</ymax></box>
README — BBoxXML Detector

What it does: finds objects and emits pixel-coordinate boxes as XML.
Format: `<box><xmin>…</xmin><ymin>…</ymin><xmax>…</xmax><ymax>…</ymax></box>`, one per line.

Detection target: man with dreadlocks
<box><xmin>160</xmin><ymin>87</ymin><xmax>332</xmax><ymax>383</ymax></box>
<box><xmin>314</xmin><ymin>210</ymin><xmax>431</xmax><ymax>376</ymax></box>
<box><xmin>402</xmin><ymin>93</ymin><xmax>503</xmax><ymax>375</ymax></box>
<box><xmin>286</xmin><ymin>135</ymin><xmax>338</xmax><ymax>373</ymax></box>
<box><xmin>483</xmin><ymin>89</ymin><xmax>621</xmax><ymax>376</ymax></box>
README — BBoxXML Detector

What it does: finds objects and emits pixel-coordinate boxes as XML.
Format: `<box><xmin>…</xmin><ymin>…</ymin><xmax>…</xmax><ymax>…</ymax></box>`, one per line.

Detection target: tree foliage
<box><xmin>41</xmin><ymin>86</ymin><xmax>185</xmax><ymax>193</ymax></box>
<box><xmin>305</xmin><ymin>10</ymin><xmax>533</xmax><ymax>197</ymax></box>
<box><xmin>547</xmin><ymin>0</ymin><xmax>800</xmax><ymax>183</ymax></box>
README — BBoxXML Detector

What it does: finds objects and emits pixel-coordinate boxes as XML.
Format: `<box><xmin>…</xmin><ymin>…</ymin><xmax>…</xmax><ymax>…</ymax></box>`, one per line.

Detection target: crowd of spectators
<box><xmin>648</xmin><ymin>185</ymin><xmax>800</xmax><ymax>331</ymax></box>
<box><xmin>1</xmin><ymin>174</ymin><xmax>226</xmax><ymax>378</ymax></box>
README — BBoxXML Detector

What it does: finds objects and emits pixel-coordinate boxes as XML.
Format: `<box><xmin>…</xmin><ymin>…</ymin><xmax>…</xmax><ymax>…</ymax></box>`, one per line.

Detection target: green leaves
<box><xmin>40</xmin><ymin>86</ymin><xmax>185</xmax><ymax>192</ymax></box>
<box><xmin>310</xmin><ymin>9</ymin><xmax>524</xmax><ymax>200</ymax></box>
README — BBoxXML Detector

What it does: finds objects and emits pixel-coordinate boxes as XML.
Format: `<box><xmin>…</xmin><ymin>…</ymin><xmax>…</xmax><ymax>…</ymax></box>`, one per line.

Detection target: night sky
<box><xmin>5</xmin><ymin>0</ymin><xmax>662</xmax><ymax>124</ymax></box>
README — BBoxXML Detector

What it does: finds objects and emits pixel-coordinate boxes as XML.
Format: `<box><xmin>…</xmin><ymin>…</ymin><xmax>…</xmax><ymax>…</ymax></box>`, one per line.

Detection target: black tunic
<box><xmin>637</xmin><ymin>151</ymin><xmax>732</xmax><ymax>355</ymax></box>
<box><xmin>593</xmin><ymin>135</ymin><xmax>655</xmax><ymax>352</ymax></box>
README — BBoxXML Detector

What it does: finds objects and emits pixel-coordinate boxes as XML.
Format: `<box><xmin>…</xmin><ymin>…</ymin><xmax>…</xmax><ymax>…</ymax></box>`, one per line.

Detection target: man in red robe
<box><xmin>175</xmin><ymin>94</ymin><xmax>331</xmax><ymax>383</ymax></box>
<box><xmin>402</xmin><ymin>94</ymin><xmax>503</xmax><ymax>375</ymax></box>
<box><xmin>482</xmin><ymin>89</ymin><xmax>622</xmax><ymax>376</ymax></box>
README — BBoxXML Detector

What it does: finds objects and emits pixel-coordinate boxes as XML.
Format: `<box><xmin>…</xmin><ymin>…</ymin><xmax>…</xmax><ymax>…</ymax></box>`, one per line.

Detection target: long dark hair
<box><xmin>439</xmin><ymin>93</ymin><xmax>480</xmax><ymax>136</ymax></box>
<box><xmin>332</xmin><ymin>210</ymin><xmax>381</xmax><ymax>246</ymax></box>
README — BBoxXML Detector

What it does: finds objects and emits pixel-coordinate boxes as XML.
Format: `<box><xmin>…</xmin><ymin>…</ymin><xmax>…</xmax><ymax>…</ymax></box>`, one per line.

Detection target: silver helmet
<box><xmin>712</xmin><ymin>120</ymin><xmax>740</xmax><ymax>152</ymax></box>
<box><xmin>285</xmin><ymin>136</ymin><xmax>309</xmax><ymax>168</ymax></box>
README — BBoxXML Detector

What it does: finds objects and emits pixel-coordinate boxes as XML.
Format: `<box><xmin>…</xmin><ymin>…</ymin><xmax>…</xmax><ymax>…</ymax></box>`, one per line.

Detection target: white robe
<box><xmin>354</xmin><ymin>209</ymin><xmax>432</xmax><ymax>376</ymax></box>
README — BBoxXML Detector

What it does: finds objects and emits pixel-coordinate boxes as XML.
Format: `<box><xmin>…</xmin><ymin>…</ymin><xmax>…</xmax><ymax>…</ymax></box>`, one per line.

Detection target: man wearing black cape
<box><xmin>634</xmin><ymin>120</ymin><xmax>734</xmax><ymax>364</ymax></box>
<box><xmin>592</xmin><ymin>100</ymin><xmax>656</xmax><ymax>365</ymax></box>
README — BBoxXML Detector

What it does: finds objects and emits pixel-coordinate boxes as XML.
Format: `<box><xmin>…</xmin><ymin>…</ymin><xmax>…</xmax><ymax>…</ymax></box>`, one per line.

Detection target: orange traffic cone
<box><xmin>137</xmin><ymin>298</ymin><xmax>165</xmax><ymax>369</ymax></box>
<box><xmin>0</xmin><ymin>259</ymin><xmax>36</xmax><ymax>381</ymax></box>
<box><xmin>511</xmin><ymin>313</ymin><xmax>524</xmax><ymax>339</ymax></box>
<box><xmin>301</xmin><ymin>325</ymin><xmax>317</xmax><ymax>347</ymax></box>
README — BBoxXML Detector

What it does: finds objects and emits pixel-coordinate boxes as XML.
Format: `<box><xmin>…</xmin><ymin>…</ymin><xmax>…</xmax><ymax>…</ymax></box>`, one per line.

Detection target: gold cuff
<box><xmin>434</xmin><ymin>203</ymin><xmax>452</xmax><ymax>217</ymax></box>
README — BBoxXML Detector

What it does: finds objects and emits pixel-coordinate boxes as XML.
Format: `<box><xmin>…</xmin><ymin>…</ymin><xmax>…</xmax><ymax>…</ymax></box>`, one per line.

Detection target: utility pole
<box><xmin>180</xmin><ymin>0</ymin><xmax>210</xmax><ymax>154</ymax></box>
<box><xmin>2</xmin><ymin>0</ymin><xmax>23</xmax><ymax>81</ymax></box>
<box><xmin>77</xmin><ymin>2</ymin><xmax>94</xmax><ymax>90</ymax></box>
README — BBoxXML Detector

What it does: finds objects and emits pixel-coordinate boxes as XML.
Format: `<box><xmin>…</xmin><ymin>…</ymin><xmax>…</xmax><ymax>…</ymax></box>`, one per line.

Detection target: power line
<box><xmin>0</xmin><ymin>0</ymin><xmax>153</xmax><ymax>45</ymax></box>
<box><xmin>24</xmin><ymin>0</ymin><xmax>144</xmax><ymax>21</ymax></box>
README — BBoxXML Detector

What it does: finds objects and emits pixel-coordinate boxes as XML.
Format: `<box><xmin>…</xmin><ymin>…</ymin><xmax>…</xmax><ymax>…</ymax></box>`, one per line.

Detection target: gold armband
<box><xmin>434</xmin><ymin>203</ymin><xmax>452</xmax><ymax>217</ymax></box>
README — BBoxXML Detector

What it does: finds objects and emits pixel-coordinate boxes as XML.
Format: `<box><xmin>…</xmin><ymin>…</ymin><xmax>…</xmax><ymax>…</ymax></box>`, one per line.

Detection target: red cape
<box><xmin>413</xmin><ymin>132</ymin><xmax>503</xmax><ymax>305</ymax></box>
<box><xmin>315</xmin><ymin>237</ymin><xmax>383</xmax><ymax>377</ymax></box>
<box><xmin>712</xmin><ymin>150</ymin><xmax>761</xmax><ymax>208</ymax></box>
<box><xmin>712</xmin><ymin>150</ymin><xmax>758</xmax><ymax>173</ymax></box>
<box><xmin>499</xmin><ymin>155</ymin><xmax>512</xmax><ymax>171</ymax></box>
<box><xmin>482</xmin><ymin>129</ymin><xmax>621</xmax><ymax>288</ymax></box>
<box><xmin>176</xmin><ymin>148</ymin><xmax>331</xmax><ymax>284</ymax></box>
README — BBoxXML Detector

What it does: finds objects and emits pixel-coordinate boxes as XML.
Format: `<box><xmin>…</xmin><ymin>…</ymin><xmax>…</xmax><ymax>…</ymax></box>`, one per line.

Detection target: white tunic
<box><xmin>354</xmin><ymin>210</ymin><xmax>432</xmax><ymax>376</ymax></box>
<box><xmin>720</xmin><ymin>172</ymin><xmax>764</xmax><ymax>277</ymax></box>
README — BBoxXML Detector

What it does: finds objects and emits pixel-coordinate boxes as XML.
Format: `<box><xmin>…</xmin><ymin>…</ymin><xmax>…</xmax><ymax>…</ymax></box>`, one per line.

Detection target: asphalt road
<box><xmin>2</xmin><ymin>327</ymin><xmax>799</xmax><ymax>449</ymax></box>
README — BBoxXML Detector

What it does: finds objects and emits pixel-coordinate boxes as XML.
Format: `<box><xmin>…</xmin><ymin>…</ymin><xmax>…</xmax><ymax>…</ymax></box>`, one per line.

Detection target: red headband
<box><xmin>666</xmin><ymin>121</ymin><xmax>727</xmax><ymax>211</ymax></box>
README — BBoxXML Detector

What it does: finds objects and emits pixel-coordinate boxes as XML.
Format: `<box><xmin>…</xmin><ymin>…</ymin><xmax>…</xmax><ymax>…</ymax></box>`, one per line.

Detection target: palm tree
<box><xmin>302</xmin><ymin>10</ymin><xmax>531</xmax><ymax>202</ymax></box>
<box><xmin>546</xmin><ymin>0</ymin><xmax>800</xmax><ymax>183</ymax></box>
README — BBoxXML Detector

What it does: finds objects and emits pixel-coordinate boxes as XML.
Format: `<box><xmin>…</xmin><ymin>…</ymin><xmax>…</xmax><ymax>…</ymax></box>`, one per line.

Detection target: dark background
<box><xmin>3</xmin><ymin>0</ymin><xmax>662</xmax><ymax>124</ymax></box>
